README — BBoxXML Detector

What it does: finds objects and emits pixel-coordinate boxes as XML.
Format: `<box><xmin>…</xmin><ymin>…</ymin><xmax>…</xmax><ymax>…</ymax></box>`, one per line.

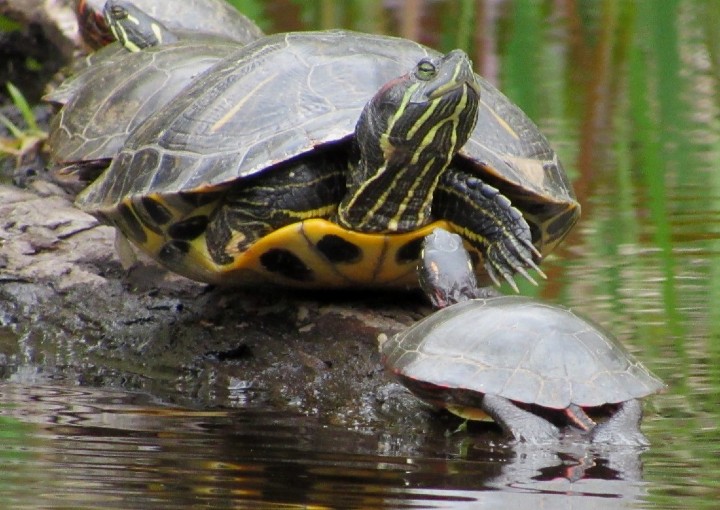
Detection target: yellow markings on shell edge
<box><xmin>224</xmin><ymin>219</ymin><xmax>445</xmax><ymax>287</ymax></box>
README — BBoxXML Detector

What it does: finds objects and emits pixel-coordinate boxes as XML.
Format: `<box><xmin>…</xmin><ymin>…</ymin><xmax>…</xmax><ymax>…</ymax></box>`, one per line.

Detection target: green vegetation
<box><xmin>0</xmin><ymin>82</ymin><xmax>46</xmax><ymax>163</ymax></box>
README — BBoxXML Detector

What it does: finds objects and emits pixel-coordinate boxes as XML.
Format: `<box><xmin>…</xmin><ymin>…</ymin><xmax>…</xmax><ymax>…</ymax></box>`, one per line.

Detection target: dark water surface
<box><xmin>2</xmin><ymin>0</ymin><xmax>720</xmax><ymax>508</ymax></box>
<box><xmin>0</xmin><ymin>380</ymin><xmax>657</xmax><ymax>509</ymax></box>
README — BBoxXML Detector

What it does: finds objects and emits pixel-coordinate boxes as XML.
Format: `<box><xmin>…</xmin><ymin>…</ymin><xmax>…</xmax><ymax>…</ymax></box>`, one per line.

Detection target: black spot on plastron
<box><xmin>168</xmin><ymin>215</ymin><xmax>209</xmax><ymax>240</ymax></box>
<box><xmin>316</xmin><ymin>234</ymin><xmax>362</xmax><ymax>264</ymax></box>
<box><xmin>117</xmin><ymin>202</ymin><xmax>147</xmax><ymax>244</ymax></box>
<box><xmin>260</xmin><ymin>248</ymin><xmax>313</xmax><ymax>282</ymax></box>
<box><xmin>396</xmin><ymin>237</ymin><xmax>423</xmax><ymax>264</ymax></box>
<box><xmin>159</xmin><ymin>240</ymin><xmax>191</xmax><ymax>265</ymax></box>
<box><xmin>141</xmin><ymin>196</ymin><xmax>173</xmax><ymax>226</ymax></box>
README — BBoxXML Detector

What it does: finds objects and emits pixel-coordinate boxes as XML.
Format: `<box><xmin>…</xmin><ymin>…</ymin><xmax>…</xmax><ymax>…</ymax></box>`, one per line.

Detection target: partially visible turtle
<box><xmin>46</xmin><ymin>1</ymin><xmax>256</xmax><ymax>190</ymax></box>
<box><xmin>76</xmin><ymin>31</ymin><xmax>580</xmax><ymax>290</ymax></box>
<box><xmin>46</xmin><ymin>0</ymin><xmax>262</xmax><ymax>107</ymax></box>
<box><xmin>381</xmin><ymin>228</ymin><xmax>665</xmax><ymax>445</ymax></box>
<box><xmin>75</xmin><ymin>0</ymin><xmax>263</xmax><ymax>49</ymax></box>
<box><xmin>49</xmin><ymin>0</ymin><xmax>263</xmax><ymax>106</ymax></box>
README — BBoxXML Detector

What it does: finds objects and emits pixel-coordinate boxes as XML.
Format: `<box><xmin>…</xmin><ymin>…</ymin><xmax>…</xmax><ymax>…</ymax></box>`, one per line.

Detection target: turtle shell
<box><xmin>47</xmin><ymin>40</ymin><xmax>238</xmax><ymax>177</ymax></box>
<box><xmin>75</xmin><ymin>0</ymin><xmax>263</xmax><ymax>49</ymax></box>
<box><xmin>77</xmin><ymin>30</ymin><xmax>580</xmax><ymax>286</ymax></box>
<box><xmin>382</xmin><ymin>296</ymin><xmax>665</xmax><ymax>409</ymax></box>
<box><xmin>44</xmin><ymin>43</ymin><xmax>129</xmax><ymax>107</ymax></box>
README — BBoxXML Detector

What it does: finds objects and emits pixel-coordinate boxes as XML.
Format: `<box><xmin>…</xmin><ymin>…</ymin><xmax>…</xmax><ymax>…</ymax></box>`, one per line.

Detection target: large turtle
<box><xmin>46</xmin><ymin>0</ymin><xmax>260</xmax><ymax>189</ymax></box>
<box><xmin>76</xmin><ymin>30</ymin><xmax>581</xmax><ymax>289</ymax></box>
<box><xmin>381</xmin><ymin>228</ymin><xmax>665</xmax><ymax>445</ymax></box>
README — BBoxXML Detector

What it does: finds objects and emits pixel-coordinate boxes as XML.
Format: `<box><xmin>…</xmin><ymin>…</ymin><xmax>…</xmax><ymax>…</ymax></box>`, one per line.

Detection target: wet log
<box><xmin>0</xmin><ymin>183</ymin><xmax>434</xmax><ymax>433</ymax></box>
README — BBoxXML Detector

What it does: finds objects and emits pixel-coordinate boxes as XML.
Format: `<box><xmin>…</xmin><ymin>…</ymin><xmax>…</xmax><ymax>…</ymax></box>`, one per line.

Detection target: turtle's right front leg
<box><xmin>481</xmin><ymin>394</ymin><xmax>559</xmax><ymax>443</ymax></box>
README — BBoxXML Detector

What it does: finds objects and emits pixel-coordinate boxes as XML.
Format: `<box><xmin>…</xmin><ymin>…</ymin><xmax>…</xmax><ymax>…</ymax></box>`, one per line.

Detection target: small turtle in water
<box><xmin>381</xmin><ymin>228</ymin><xmax>665</xmax><ymax>445</ymax></box>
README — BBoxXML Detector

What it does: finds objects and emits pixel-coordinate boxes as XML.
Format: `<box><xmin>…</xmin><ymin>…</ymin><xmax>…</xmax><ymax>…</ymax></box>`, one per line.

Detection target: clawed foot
<box><xmin>484</xmin><ymin>213</ymin><xmax>545</xmax><ymax>292</ymax></box>
<box><xmin>475</xmin><ymin>185</ymin><xmax>545</xmax><ymax>292</ymax></box>
<box><xmin>435</xmin><ymin>173</ymin><xmax>546</xmax><ymax>291</ymax></box>
<box><xmin>507</xmin><ymin>415</ymin><xmax>560</xmax><ymax>444</ymax></box>
<box><xmin>590</xmin><ymin>400</ymin><xmax>650</xmax><ymax>447</ymax></box>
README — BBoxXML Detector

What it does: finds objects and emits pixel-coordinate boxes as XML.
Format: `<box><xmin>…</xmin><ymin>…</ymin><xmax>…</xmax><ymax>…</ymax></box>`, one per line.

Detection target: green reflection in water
<box><xmin>701</xmin><ymin>0</ymin><xmax>720</xmax><ymax>393</ymax></box>
<box><xmin>0</xmin><ymin>409</ymin><xmax>42</xmax><ymax>498</ymax></box>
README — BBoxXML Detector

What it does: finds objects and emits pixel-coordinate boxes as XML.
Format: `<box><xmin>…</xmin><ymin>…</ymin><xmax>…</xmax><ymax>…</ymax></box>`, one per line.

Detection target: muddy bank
<box><xmin>0</xmin><ymin>182</ymin><xmax>454</xmax><ymax>436</ymax></box>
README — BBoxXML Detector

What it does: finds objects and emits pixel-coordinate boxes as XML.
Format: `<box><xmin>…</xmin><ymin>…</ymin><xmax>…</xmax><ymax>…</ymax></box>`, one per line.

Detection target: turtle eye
<box><xmin>416</xmin><ymin>60</ymin><xmax>437</xmax><ymax>81</ymax></box>
<box><xmin>109</xmin><ymin>5</ymin><xmax>128</xmax><ymax>19</ymax></box>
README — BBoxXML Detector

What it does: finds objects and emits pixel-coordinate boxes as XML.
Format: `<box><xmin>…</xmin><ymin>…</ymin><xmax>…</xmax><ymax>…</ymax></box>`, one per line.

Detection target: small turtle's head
<box><xmin>103</xmin><ymin>0</ymin><xmax>177</xmax><ymax>52</ymax></box>
<box><xmin>419</xmin><ymin>228</ymin><xmax>481</xmax><ymax>308</ymax></box>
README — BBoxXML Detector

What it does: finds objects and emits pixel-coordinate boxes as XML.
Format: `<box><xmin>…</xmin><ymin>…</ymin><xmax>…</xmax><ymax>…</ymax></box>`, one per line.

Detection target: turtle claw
<box><xmin>484</xmin><ymin>234</ymin><xmax>543</xmax><ymax>291</ymax></box>
<box><xmin>515</xmin><ymin>266</ymin><xmax>538</xmax><ymax>287</ymax></box>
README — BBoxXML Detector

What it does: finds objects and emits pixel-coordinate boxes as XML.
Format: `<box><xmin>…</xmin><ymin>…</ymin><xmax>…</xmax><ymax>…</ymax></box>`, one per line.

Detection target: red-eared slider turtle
<box><xmin>76</xmin><ymin>30</ymin><xmax>580</xmax><ymax>289</ymax></box>
<box><xmin>46</xmin><ymin>1</ymin><xmax>259</xmax><ymax>189</ymax></box>
<box><xmin>75</xmin><ymin>0</ymin><xmax>263</xmax><ymax>49</ymax></box>
<box><xmin>381</xmin><ymin>228</ymin><xmax>665</xmax><ymax>445</ymax></box>
<box><xmin>48</xmin><ymin>0</ymin><xmax>261</xmax><ymax>106</ymax></box>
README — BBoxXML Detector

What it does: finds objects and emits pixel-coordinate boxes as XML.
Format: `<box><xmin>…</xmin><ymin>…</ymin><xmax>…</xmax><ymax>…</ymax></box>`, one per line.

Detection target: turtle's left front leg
<box><xmin>433</xmin><ymin>169</ymin><xmax>544</xmax><ymax>291</ymax></box>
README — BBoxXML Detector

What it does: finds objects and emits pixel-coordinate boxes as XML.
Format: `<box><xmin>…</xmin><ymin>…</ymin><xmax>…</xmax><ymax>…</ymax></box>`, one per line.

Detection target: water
<box><xmin>2</xmin><ymin>0</ymin><xmax>720</xmax><ymax>507</ymax></box>
<box><xmin>0</xmin><ymin>381</ymin><xmax>662</xmax><ymax>509</ymax></box>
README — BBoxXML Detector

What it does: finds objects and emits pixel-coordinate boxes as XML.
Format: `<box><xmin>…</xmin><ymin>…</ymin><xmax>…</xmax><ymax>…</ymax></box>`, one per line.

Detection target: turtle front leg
<box><xmin>205</xmin><ymin>158</ymin><xmax>345</xmax><ymax>265</ymax></box>
<box><xmin>434</xmin><ymin>170</ymin><xmax>544</xmax><ymax>291</ymax></box>
<box><xmin>590</xmin><ymin>399</ymin><xmax>650</xmax><ymax>447</ymax></box>
<box><xmin>481</xmin><ymin>394</ymin><xmax>559</xmax><ymax>443</ymax></box>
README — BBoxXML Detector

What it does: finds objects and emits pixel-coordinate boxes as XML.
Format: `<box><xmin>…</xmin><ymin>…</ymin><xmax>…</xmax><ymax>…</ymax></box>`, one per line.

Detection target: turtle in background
<box><xmin>74</xmin><ymin>0</ymin><xmax>262</xmax><ymax>50</ymax></box>
<box><xmin>46</xmin><ymin>0</ymin><xmax>262</xmax><ymax>191</ymax></box>
<box><xmin>45</xmin><ymin>0</ymin><xmax>254</xmax><ymax>192</ymax></box>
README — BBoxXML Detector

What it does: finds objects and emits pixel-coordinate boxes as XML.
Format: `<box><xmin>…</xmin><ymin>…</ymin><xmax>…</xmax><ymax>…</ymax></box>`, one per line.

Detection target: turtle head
<box><xmin>337</xmin><ymin>50</ymin><xmax>480</xmax><ymax>232</ymax></box>
<box><xmin>103</xmin><ymin>0</ymin><xmax>178</xmax><ymax>52</ymax></box>
<box><xmin>419</xmin><ymin>228</ymin><xmax>485</xmax><ymax>308</ymax></box>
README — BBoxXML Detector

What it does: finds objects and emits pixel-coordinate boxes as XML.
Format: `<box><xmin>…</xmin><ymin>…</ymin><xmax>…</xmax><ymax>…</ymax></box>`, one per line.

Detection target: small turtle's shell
<box><xmin>48</xmin><ymin>40</ymin><xmax>238</xmax><ymax>171</ymax></box>
<box><xmin>75</xmin><ymin>0</ymin><xmax>263</xmax><ymax>48</ymax></box>
<box><xmin>78</xmin><ymin>30</ymin><xmax>580</xmax><ymax>260</ymax></box>
<box><xmin>382</xmin><ymin>296</ymin><xmax>665</xmax><ymax>409</ymax></box>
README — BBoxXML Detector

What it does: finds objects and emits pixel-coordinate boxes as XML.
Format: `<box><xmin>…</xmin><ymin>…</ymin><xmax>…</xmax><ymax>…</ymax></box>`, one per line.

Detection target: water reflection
<box><xmin>0</xmin><ymin>382</ymin><xmax>655</xmax><ymax>509</ymax></box>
